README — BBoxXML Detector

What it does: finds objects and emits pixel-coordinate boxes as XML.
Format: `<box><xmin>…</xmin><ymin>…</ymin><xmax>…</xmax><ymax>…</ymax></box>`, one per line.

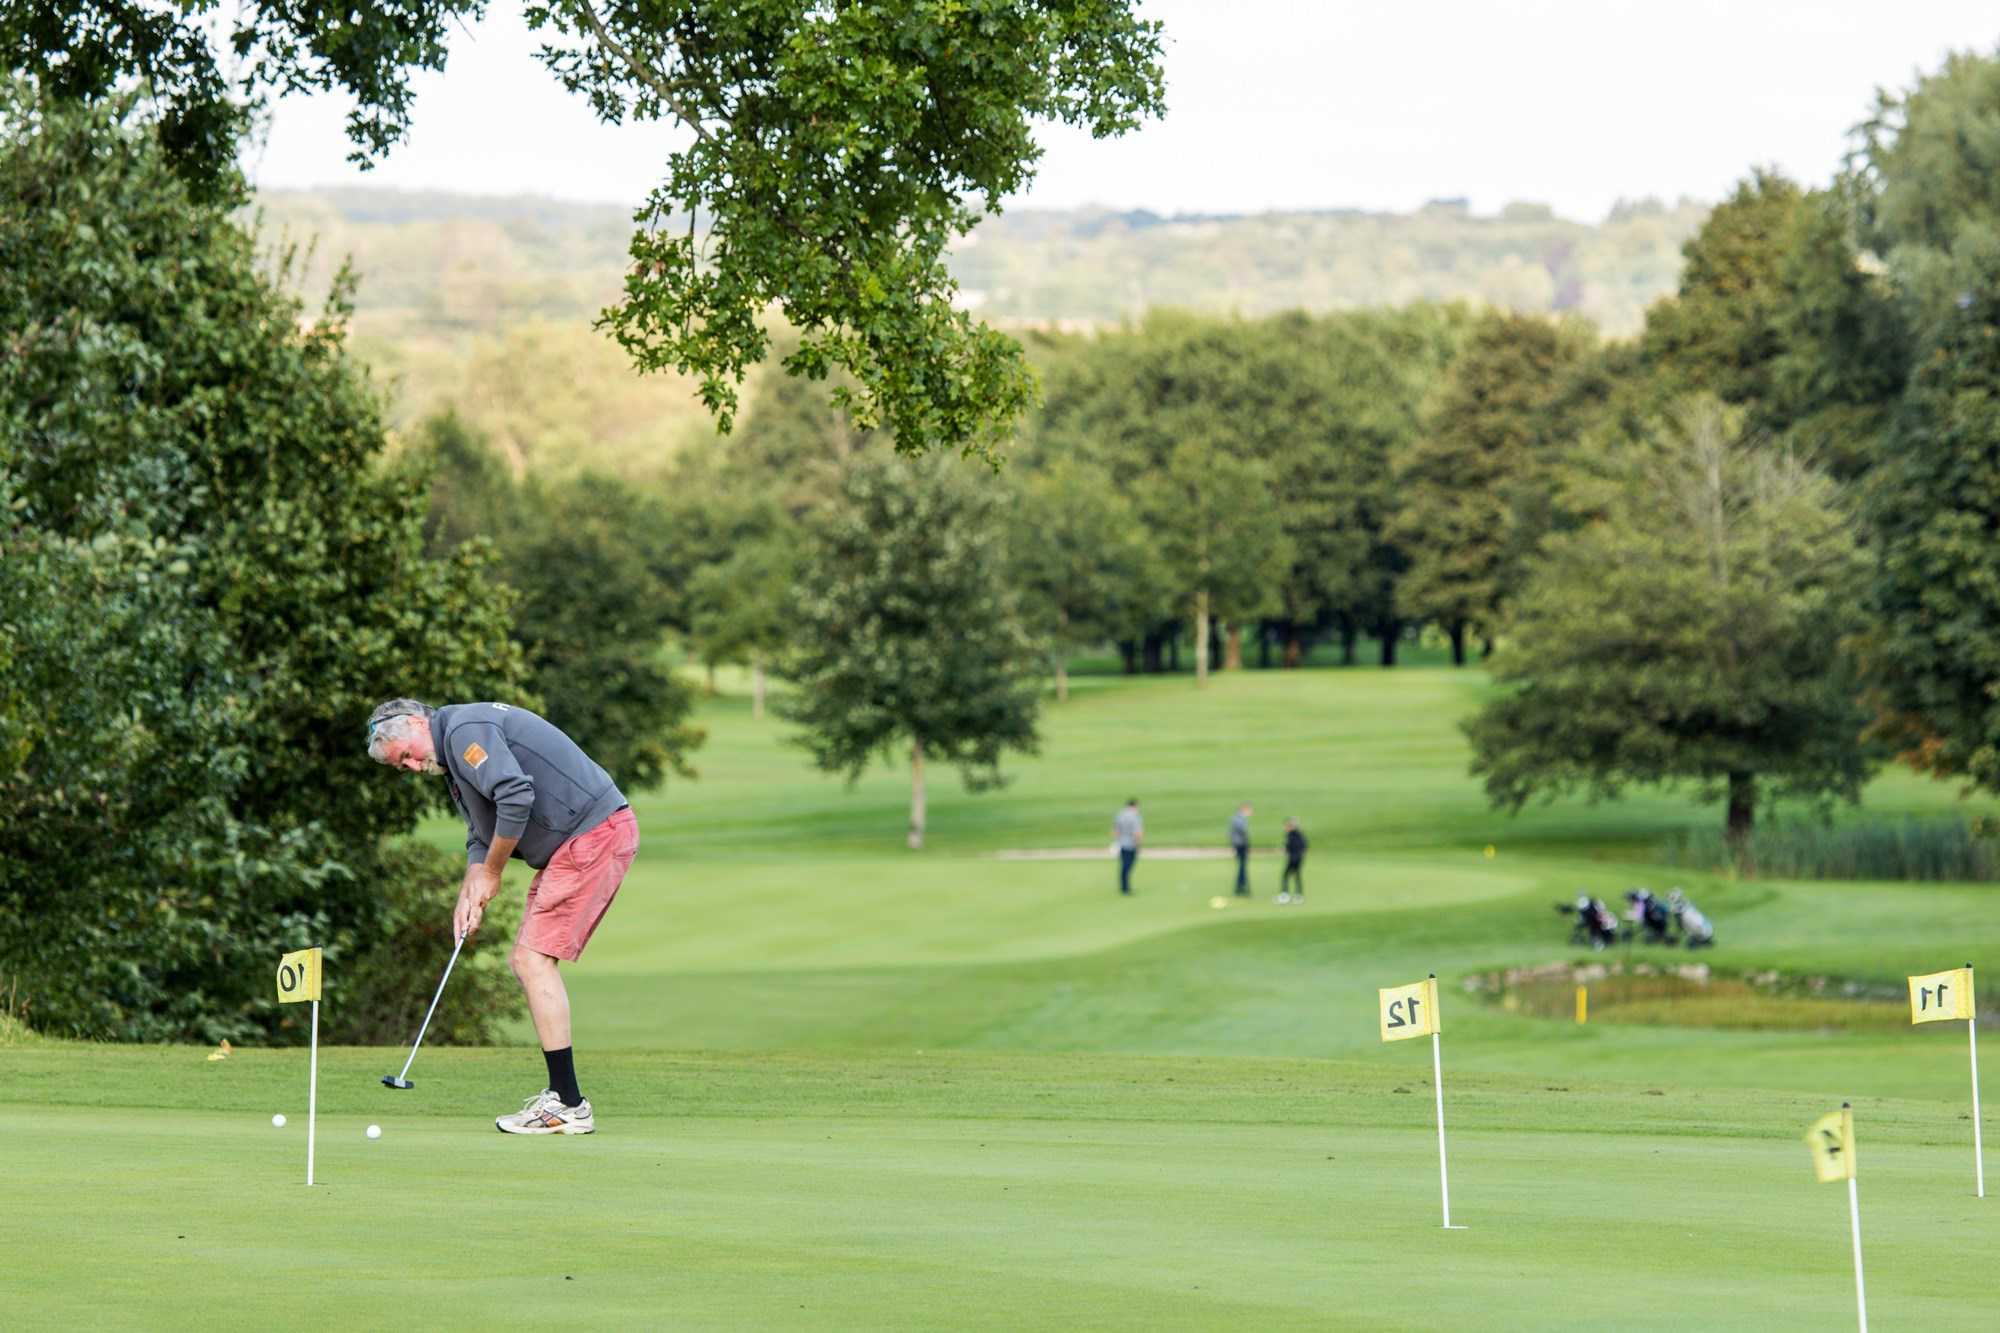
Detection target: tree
<box><xmin>1640</xmin><ymin>171</ymin><xmax>1808</xmax><ymax>412</ymax></box>
<box><xmin>1842</xmin><ymin>48</ymin><xmax>2000</xmax><ymax>792</ymax></box>
<box><xmin>1862</xmin><ymin>241</ymin><xmax>2000</xmax><ymax>791</ymax></box>
<box><xmin>414</xmin><ymin>414</ymin><xmax>704</xmax><ymax>788</ymax></box>
<box><xmin>783</xmin><ymin>450</ymin><xmax>1042</xmax><ymax>849</ymax></box>
<box><xmin>1466</xmin><ymin>399</ymin><xmax>1877</xmax><ymax>846</ymax></box>
<box><xmin>1142</xmin><ymin>440</ymin><xmax>1290</xmax><ymax>686</ymax></box>
<box><xmin>4</xmin><ymin>4</ymin><xmax>1167</xmax><ymax>458</ymax></box>
<box><xmin>1009</xmin><ymin>457</ymin><xmax>1157</xmax><ymax>701</ymax></box>
<box><xmin>1391</xmin><ymin>312</ymin><xmax>1593</xmax><ymax>664</ymax></box>
<box><xmin>0</xmin><ymin>88</ymin><xmax>525</xmax><ymax>1038</ymax></box>
<box><xmin>686</xmin><ymin>505</ymin><xmax>802</xmax><ymax>720</ymax></box>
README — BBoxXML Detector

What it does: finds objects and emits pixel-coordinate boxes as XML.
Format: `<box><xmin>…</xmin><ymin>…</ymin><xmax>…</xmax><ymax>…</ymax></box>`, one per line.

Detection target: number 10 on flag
<box><xmin>1378</xmin><ymin>973</ymin><xmax>1461</xmax><ymax>1228</ymax></box>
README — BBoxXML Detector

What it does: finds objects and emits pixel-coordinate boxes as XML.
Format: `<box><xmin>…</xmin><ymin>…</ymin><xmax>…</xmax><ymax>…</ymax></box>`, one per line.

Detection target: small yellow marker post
<box><xmin>1379</xmin><ymin>973</ymin><xmax>1461</xmax><ymax>1228</ymax></box>
<box><xmin>1908</xmin><ymin>963</ymin><xmax>1982</xmax><ymax>1197</ymax></box>
<box><xmin>1575</xmin><ymin>985</ymin><xmax>1588</xmax><ymax>1025</ymax></box>
<box><xmin>276</xmin><ymin>947</ymin><xmax>324</xmax><ymax>1186</ymax></box>
<box><xmin>1805</xmin><ymin>1103</ymin><xmax>1866</xmax><ymax>1332</ymax></box>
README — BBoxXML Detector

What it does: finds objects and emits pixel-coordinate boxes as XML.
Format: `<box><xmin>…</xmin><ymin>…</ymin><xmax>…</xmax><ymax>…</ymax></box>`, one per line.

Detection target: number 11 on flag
<box><xmin>1378</xmin><ymin>974</ymin><xmax>1461</xmax><ymax>1228</ymax></box>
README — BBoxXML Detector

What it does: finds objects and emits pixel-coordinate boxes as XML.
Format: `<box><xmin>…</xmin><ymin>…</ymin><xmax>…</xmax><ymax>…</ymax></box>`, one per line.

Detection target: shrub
<box><xmin>317</xmin><ymin>843</ymin><xmax>525</xmax><ymax>1047</ymax></box>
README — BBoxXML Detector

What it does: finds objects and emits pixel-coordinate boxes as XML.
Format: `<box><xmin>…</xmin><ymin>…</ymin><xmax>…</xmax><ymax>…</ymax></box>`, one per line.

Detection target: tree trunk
<box><xmin>1194</xmin><ymin>591</ymin><xmax>1210</xmax><ymax>686</ymax></box>
<box><xmin>1726</xmin><ymin>770</ymin><xmax>1755</xmax><ymax>853</ymax></box>
<box><xmin>751</xmin><ymin>655</ymin><xmax>767</xmax><ymax>720</ymax></box>
<box><xmin>1340</xmin><ymin>622</ymin><xmax>1358</xmax><ymax>666</ymax></box>
<box><xmin>1055</xmin><ymin>660</ymin><xmax>1069</xmax><ymax>703</ymax></box>
<box><xmin>1120</xmin><ymin>640</ymin><xmax>1138</xmax><ymax>675</ymax></box>
<box><xmin>1379</xmin><ymin>620</ymin><xmax>1400</xmax><ymax>667</ymax></box>
<box><xmin>1284</xmin><ymin>633</ymin><xmax>1303</xmax><ymax>668</ymax></box>
<box><xmin>908</xmin><ymin>738</ymin><xmax>927</xmax><ymax>851</ymax></box>
<box><xmin>1167</xmin><ymin>631</ymin><xmax>1180</xmax><ymax>673</ymax></box>
<box><xmin>1257</xmin><ymin>624</ymin><xmax>1272</xmax><ymax>670</ymax></box>
<box><xmin>1481</xmin><ymin>636</ymin><xmax>1495</xmax><ymax>659</ymax></box>
<box><xmin>1224</xmin><ymin>624</ymin><xmax>1243</xmax><ymax>671</ymax></box>
<box><xmin>1449</xmin><ymin>621</ymin><xmax>1467</xmax><ymax>667</ymax></box>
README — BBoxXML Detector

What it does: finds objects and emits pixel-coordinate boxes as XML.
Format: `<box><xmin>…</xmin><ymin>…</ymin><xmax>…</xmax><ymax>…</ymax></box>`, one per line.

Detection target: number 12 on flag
<box><xmin>1379</xmin><ymin>976</ymin><xmax>1439</xmax><ymax>1042</ymax></box>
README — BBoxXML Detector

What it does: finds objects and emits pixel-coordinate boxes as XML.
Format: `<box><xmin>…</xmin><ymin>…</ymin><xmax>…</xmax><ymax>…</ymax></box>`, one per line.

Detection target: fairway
<box><xmin>10</xmin><ymin>668</ymin><xmax>2000</xmax><ymax>1329</ymax></box>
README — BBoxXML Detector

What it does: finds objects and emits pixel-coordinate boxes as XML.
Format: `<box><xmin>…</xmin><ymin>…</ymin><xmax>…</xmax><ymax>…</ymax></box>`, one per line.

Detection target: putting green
<box><xmin>12</xmin><ymin>666</ymin><xmax>2000</xmax><ymax>1328</ymax></box>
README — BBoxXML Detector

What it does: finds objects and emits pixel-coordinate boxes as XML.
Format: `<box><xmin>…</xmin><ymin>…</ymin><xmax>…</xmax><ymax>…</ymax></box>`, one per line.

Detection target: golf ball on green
<box><xmin>366</xmin><ymin>1124</ymin><xmax>381</xmax><ymax>1139</ymax></box>
<box><xmin>271</xmin><ymin>1114</ymin><xmax>286</xmax><ymax>1128</ymax></box>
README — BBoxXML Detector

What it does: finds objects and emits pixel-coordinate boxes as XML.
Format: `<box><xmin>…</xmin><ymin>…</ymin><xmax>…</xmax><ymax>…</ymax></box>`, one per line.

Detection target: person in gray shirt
<box><xmin>367</xmin><ymin>698</ymin><xmax>639</xmax><ymax>1136</ymax></box>
<box><xmin>1112</xmin><ymin>797</ymin><xmax>1143</xmax><ymax>895</ymax></box>
<box><xmin>1228</xmin><ymin>803</ymin><xmax>1253</xmax><ymax>897</ymax></box>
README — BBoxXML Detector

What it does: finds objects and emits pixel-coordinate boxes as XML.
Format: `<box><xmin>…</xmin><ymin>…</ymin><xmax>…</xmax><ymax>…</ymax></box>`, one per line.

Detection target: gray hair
<box><xmin>366</xmin><ymin>698</ymin><xmax>435</xmax><ymax>763</ymax></box>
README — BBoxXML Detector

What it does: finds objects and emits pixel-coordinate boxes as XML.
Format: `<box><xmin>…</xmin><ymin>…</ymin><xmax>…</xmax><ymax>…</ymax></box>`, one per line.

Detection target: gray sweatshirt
<box><xmin>431</xmin><ymin>703</ymin><xmax>627</xmax><ymax>870</ymax></box>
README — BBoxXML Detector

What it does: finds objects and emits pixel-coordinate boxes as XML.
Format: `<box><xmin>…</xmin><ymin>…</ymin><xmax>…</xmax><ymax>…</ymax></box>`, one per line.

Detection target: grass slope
<box><xmin>10</xmin><ymin>666</ymin><xmax>2000</xmax><ymax>1329</ymax></box>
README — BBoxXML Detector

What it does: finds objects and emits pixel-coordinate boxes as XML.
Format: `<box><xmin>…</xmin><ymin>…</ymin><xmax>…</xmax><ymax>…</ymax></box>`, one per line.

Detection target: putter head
<box><xmin>381</xmin><ymin>1075</ymin><xmax>414</xmax><ymax>1090</ymax></box>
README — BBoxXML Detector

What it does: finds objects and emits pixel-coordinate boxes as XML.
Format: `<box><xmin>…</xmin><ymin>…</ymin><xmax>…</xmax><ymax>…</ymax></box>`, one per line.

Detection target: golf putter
<box><xmin>382</xmin><ymin>932</ymin><xmax>466</xmax><ymax>1090</ymax></box>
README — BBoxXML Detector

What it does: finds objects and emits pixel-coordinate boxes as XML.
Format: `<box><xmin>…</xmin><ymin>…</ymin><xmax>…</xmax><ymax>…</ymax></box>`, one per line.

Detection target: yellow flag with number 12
<box><xmin>1908</xmin><ymin>967</ymin><xmax>1974</xmax><ymax>1024</ymax></box>
<box><xmin>1379</xmin><ymin>976</ymin><xmax>1440</xmax><ymax>1042</ymax></box>
<box><xmin>275</xmin><ymin>948</ymin><xmax>322</xmax><ymax>1003</ymax></box>
<box><xmin>1806</xmin><ymin>1106</ymin><xmax>1856</xmax><ymax>1183</ymax></box>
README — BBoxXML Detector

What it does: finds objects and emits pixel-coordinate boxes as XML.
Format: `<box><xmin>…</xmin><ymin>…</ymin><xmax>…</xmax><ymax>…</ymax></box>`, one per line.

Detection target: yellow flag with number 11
<box><xmin>1908</xmin><ymin>967</ymin><xmax>1974</xmax><ymax>1024</ymax></box>
<box><xmin>1379</xmin><ymin>976</ymin><xmax>1440</xmax><ymax>1042</ymax></box>
<box><xmin>1806</xmin><ymin>1106</ymin><xmax>1856</xmax><ymax>1183</ymax></box>
<box><xmin>275</xmin><ymin>948</ymin><xmax>322</xmax><ymax>1003</ymax></box>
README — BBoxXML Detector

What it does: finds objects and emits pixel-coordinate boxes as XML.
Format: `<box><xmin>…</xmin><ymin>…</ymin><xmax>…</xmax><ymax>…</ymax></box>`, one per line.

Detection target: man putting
<box><xmin>366</xmin><ymin>698</ymin><xmax>638</xmax><ymax>1135</ymax></box>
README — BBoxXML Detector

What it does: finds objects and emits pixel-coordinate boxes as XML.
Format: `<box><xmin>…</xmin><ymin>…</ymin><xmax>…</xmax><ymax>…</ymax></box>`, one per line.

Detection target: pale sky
<box><xmin>248</xmin><ymin>1</ymin><xmax>2000</xmax><ymax>222</ymax></box>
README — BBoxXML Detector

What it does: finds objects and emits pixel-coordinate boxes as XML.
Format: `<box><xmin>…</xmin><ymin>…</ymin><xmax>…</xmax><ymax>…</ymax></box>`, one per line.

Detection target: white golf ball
<box><xmin>366</xmin><ymin>1124</ymin><xmax>382</xmax><ymax>1139</ymax></box>
<box><xmin>271</xmin><ymin>1114</ymin><xmax>286</xmax><ymax>1128</ymax></box>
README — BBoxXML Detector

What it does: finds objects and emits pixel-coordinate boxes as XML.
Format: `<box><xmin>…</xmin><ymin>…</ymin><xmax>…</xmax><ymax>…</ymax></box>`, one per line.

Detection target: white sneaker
<box><xmin>1276</xmin><ymin>893</ymin><xmax>1292</xmax><ymax>904</ymax></box>
<box><xmin>496</xmin><ymin>1088</ymin><xmax>594</xmax><ymax>1135</ymax></box>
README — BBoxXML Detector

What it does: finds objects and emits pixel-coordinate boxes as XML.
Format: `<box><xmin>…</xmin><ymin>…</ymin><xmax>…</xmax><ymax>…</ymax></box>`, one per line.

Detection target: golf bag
<box><xmin>1666</xmin><ymin>888</ymin><xmax>1715</xmax><ymax>948</ymax></box>
<box><xmin>1556</xmin><ymin>894</ymin><xmax>1620</xmax><ymax>951</ymax></box>
<box><xmin>1624</xmin><ymin>888</ymin><xmax>1673</xmax><ymax>945</ymax></box>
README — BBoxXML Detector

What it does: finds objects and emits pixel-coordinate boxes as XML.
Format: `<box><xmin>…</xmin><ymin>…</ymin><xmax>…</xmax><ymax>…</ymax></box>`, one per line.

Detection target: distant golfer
<box><xmin>366</xmin><ymin>698</ymin><xmax>638</xmax><ymax>1136</ymax></box>
<box><xmin>1228</xmin><ymin>803</ymin><xmax>1253</xmax><ymax>896</ymax></box>
<box><xmin>1278</xmin><ymin>817</ymin><xmax>1308</xmax><ymax>903</ymax></box>
<box><xmin>1112</xmin><ymin>797</ymin><xmax>1144</xmax><ymax>895</ymax></box>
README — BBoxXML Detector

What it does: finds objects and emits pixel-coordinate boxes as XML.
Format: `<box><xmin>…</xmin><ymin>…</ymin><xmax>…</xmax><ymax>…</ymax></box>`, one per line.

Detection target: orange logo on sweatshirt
<box><xmin>462</xmin><ymin>743</ymin><xmax>488</xmax><ymax>769</ymax></box>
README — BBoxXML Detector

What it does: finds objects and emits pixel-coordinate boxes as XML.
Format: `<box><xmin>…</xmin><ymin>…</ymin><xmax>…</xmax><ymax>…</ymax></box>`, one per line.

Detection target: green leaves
<box><xmin>781</xmin><ymin>448</ymin><xmax>1042</xmax><ymax>810</ymax></box>
<box><xmin>529</xmin><ymin>0</ymin><xmax>1163</xmax><ymax>459</ymax></box>
<box><xmin>1466</xmin><ymin>399</ymin><xmax>1877</xmax><ymax>838</ymax></box>
<box><xmin>0</xmin><ymin>89</ymin><xmax>525</xmax><ymax>1039</ymax></box>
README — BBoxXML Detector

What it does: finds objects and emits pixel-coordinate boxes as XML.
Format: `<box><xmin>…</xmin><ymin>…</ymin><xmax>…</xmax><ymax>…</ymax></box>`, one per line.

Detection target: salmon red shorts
<box><xmin>518</xmin><ymin>807</ymin><xmax>639</xmax><ymax>962</ymax></box>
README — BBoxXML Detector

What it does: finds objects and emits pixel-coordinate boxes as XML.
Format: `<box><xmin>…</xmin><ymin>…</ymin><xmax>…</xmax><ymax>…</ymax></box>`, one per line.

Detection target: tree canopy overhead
<box><xmin>5</xmin><ymin>2</ymin><xmax>1166</xmax><ymax>459</ymax></box>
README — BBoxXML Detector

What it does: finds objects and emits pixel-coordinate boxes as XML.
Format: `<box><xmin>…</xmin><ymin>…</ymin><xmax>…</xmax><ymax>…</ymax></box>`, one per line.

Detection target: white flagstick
<box><xmin>307</xmin><ymin>997</ymin><xmax>319</xmax><ymax>1187</ymax></box>
<box><xmin>1969</xmin><ymin>967</ymin><xmax>1985</xmax><ymax>1197</ymax></box>
<box><xmin>1847</xmin><ymin>1171</ymin><xmax>1867</xmax><ymax>1333</ymax></box>
<box><xmin>1432</xmin><ymin>1026</ymin><xmax>1455</xmax><ymax>1228</ymax></box>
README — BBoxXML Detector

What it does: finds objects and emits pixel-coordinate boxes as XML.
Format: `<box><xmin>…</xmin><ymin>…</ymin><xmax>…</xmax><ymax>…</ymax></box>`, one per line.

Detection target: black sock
<box><xmin>543</xmin><ymin>1046</ymin><xmax>583</xmax><ymax>1107</ymax></box>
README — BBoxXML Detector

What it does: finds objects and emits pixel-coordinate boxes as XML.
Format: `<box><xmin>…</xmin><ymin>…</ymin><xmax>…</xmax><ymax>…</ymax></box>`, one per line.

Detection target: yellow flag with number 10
<box><xmin>275</xmin><ymin>948</ymin><xmax>322</xmax><ymax>1004</ymax></box>
<box><xmin>1379</xmin><ymin>976</ymin><xmax>1440</xmax><ymax>1042</ymax></box>
<box><xmin>1806</xmin><ymin>1106</ymin><xmax>1856</xmax><ymax>1183</ymax></box>
<box><xmin>1908</xmin><ymin>967</ymin><xmax>1974</xmax><ymax>1024</ymax></box>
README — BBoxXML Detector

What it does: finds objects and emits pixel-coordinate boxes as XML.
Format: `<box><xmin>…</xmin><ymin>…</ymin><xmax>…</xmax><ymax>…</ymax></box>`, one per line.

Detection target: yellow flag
<box><xmin>1908</xmin><ymin>967</ymin><xmax>1974</xmax><ymax>1024</ymax></box>
<box><xmin>1379</xmin><ymin>976</ymin><xmax>1440</xmax><ymax>1042</ymax></box>
<box><xmin>1805</xmin><ymin>1106</ymin><xmax>1856</xmax><ymax>1183</ymax></box>
<box><xmin>275</xmin><ymin>947</ymin><xmax>322</xmax><ymax>1004</ymax></box>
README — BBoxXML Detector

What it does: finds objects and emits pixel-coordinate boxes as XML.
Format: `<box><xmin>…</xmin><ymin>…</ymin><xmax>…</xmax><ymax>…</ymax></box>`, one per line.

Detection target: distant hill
<box><xmin>250</xmin><ymin>189</ymin><xmax>1706</xmax><ymax>477</ymax></box>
